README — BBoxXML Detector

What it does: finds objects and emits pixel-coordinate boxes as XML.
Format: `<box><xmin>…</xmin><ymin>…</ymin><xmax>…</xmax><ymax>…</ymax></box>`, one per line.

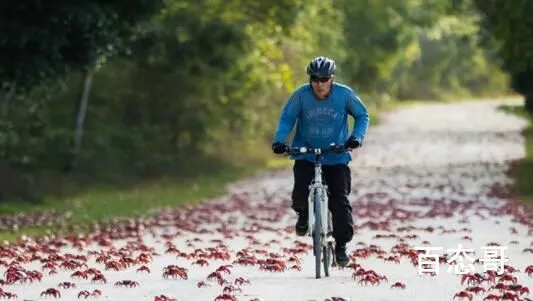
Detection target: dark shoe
<box><xmin>295</xmin><ymin>212</ymin><xmax>308</xmax><ymax>236</ymax></box>
<box><xmin>335</xmin><ymin>244</ymin><xmax>349</xmax><ymax>266</ymax></box>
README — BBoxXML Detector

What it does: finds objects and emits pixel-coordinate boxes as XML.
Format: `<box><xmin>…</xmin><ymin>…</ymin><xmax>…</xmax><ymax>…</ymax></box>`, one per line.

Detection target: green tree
<box><xmin>0</xmin><ymin>0</ymin><xmax>163</xmax><ymax>200</ymax></box>
<box><xmin>0</xmin><ymin>0</ymin><xmax>512</xmax><ymax>203</ymax></box>
<box><xmin>474</xmin><ymin>0</ymin><xmax>533</xmax><ymax>111</ymax></box>
<box><xmin>0</xmin><ymin>1</ymin><xmax>163</xmax><ymax>96</ymax></box>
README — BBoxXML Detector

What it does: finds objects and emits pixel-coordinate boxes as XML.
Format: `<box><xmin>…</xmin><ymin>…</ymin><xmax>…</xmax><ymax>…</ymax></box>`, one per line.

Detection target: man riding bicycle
<box><xmin>271</xmin><ymin>56</ymin><xmax>369</xmax><ymax>266</ymax></box>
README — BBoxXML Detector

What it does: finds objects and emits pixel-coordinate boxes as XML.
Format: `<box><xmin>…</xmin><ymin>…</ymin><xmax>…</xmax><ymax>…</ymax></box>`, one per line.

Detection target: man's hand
<box><xmin>272</xmin><ymin>142</ymin><xmax>287</xmax><ymax>154</ymax></box>
<box><xmin>344</xmin><ymin>136</ymin><xmax>360</xmax><ymax>149</ymax></box>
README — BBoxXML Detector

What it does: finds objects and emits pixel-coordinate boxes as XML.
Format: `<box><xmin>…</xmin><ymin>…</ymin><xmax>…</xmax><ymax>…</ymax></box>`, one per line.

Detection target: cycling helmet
<box><xmin>306</xmin><ymin>56</ymin><xmax>336</xmax><ymax>77</ymax></box>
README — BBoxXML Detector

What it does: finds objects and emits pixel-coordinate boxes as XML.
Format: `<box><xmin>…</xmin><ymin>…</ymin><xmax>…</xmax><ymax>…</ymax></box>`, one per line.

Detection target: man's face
<box><xmin>310</xmin><ymin>75</ymin><xmax>333</xmax><ymax>99</ymax></box>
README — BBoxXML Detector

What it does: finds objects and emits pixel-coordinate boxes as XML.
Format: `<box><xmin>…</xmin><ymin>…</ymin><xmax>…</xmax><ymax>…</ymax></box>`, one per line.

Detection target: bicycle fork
<box><xmin>318</xmin><ymin>187</ymin><xmax>333</xmax><ymax>248</ymax></box>
<box><xmin>308</xmin><ymin>184</ymin><xmax>330</xmax><ymax>247</ymax></box>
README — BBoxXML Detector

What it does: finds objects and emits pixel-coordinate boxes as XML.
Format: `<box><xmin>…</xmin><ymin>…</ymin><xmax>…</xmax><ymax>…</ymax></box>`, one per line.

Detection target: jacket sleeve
<box><xmin>273</xmin><ymin>93</ymin><xmax>301</xmax><ymax>143</ymax></box>
<box><xmin>345</xmin><ymin>89</ymin><xmax>369</xmax><ymax>144</ymax></box>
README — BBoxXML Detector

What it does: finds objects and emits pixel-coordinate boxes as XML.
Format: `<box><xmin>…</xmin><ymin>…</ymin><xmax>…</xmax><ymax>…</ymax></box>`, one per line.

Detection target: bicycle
<box><xmin>285</xmin><ymin>143</ymin><xmax>348</xmax><ymax>279</ymax></box>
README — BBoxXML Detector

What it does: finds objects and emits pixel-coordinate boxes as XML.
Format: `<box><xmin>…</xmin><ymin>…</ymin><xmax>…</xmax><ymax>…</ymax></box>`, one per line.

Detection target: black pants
<box><xmin>291</xmin><ymin>159</ymin><xmax>354</xmax><ymax>245</ymax></box>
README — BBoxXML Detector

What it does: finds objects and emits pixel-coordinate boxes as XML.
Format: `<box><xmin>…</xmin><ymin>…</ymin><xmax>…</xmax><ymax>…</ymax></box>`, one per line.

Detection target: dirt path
<box><xmin>2</xmin><ymin>100</ymin><xmax>532</xmax><ymax>301</ymax></box>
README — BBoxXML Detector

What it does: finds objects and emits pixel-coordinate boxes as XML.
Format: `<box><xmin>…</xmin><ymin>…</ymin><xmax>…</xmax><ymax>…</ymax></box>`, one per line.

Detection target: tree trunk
<box><xmin>1</xmin><ymin>82</ymin><xmax>16</xmax><ymax>118</ymax></box>
<box><xmin>525</xmin><ymin>91</ymin><xmax>533</xmax><ymax>113</ymax></box>
<box><xmin>66</xmin><ymin>69</ymin><xmax>94</xmax><ymax>171</ymax></box>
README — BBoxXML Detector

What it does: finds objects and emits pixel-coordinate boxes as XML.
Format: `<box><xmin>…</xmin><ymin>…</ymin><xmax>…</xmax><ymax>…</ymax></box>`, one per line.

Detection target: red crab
<box><xmin>58</xmin><ymin>281</ymin><xmax>77</xmax><ymax>289</ymax></box>
<box><xmin>234</xmin><ymin>277</ymin><xmax>250</xmax><ymax>285</ymax></box>
<box><xmin>465</xmin><ymin>286</ymin><xmax>485</xmax><ymax>294</ymax></box>
<box><xmin>383</xmin><ymin>256</ymin><xmax>400</xmax><ymax>264</ymax></box>
<box><xmin>358</xmin><ymin>274</ymin><xmax>381</xmax><ymax>286</ymax></box>
<box><xmin>154</xmin><ymin>295</ymin><xmax>177</xmax><ymax>301</ymax></box>
<box><xmin>216</xmin><ymin>265</ymin><xmax>232</xmax><ymax>274</ymax></box>
<box><xmin>500</xmin><ymin>292</ymin><xmax>519</xmax><ymax>301</ymax></box>
<box><xmin>192</xmin><ymin>259</ymin><xmax>209</xmax><ymax>267</ymax></box>
<box><xmin>137</xmin><ymin>253</ymin><xmax>153</xmax><ymax>264</ymax></box>
<box><xmin>453</xmin><ymin>291</ymin><xmax>473</xmax><ymax>301</ymax></box>
<box><xmin>390</xmin><ymin>282</ymin><xmax>406</xmax><ymax>289</ymax></box>
<box><xmin>162</xmin><ymin>265</ymin><xmax>188</xmax><ymax>280</ymax></box>
<box><xmin>78</xmin><ymin>290</ymin><xmax>91</xmax><ymax>299</ymax></box>
<box><xmin>460</xmin><ymin>273</ymin><xmax>482</xmax><ymax>286</ymax></box>
<box><xmin>105</xmin><ymin>260</ymin><xmax>126</xmax><ymax>271</ymax></box>
<box><xmin>136</xmin><ymin>265</ymin><xmax>151</xmax><ymax>273</ymax></box>
<box><xmin>91</xmin><ymin>273</ymin><xmax>107</xmax><ymax>284</ymax></box>
<box><xmin>507</xmin><ymin>284</ymin><xmax>530</xmax><ymax>296</ymax></box>
<box><xmin>41</xmin><ymin>262</ymin><xmax>57</xmax><ymax>271</ymax></box>
<box><xmin>214</xmin><ymin>294</ymin><xmax>237</xmax><ymax>301</ymax></box>
<box><xmin>114</xmin><ymin>280</ymin><xmax>139</xmax><ymax>288</ymax></box>
<box><xmin>71</xmin><ymin>270</ymin><xmax>89</xmax><ymax>280</ymax></box>
<box><xmin>26</xmin><ymin>270</ymin><xmax>43</xmax><ymax>282</ymax></box>
<box><xmin>259</xmin><ymin>262</ymin><xmax>285</xmax><ymax>272</ymax></box>
<box><xmin>489</xmin><ymin>283</ymin><xmax>508</xmax><ymax>292</ymax></box>
<box><xmin>165</xmin><ymin>246</ymin><xmax>181</xmax><ymax>255</ymax></box>
<box><xmin>289</xmin><ymin>264</ymin><xmax>301</xmax><ymax>271</ymax></box>
<box><xmin>0</xmin><ymin>289</ymin><xmax>17</xmax><ymax>300</ymax></box>
<box><xmin>525</xmin><ymin>265</ymin><xmax>533</xmax><ymax>276</ymax></box>
<box><xmin>40</xmin><ymin>288</ymin><xmax>61</xmax><ymax>298</ymax></box>
<box><xmin>287</xmin><ymin>256</ymin><xmax>301</xmax><ymax>265</ymax></box>
<box><xmin>222</xmin><ymin>285</ymin><xmax>242</xmax><ymax>294</ymax></box>
<box><xmin>207</xmin><ymin>271</ymin><xmax>224</xmax><ymax>282</ymax></box>
<box><xmin>498</xmin><ymin>273</ymin><xmax>517</xmax><ymax>284</ymax></box>
<box><xmin>197</xmin><ymin>280</ymin><xmax>210</xmax><ymax>288</ymax></box>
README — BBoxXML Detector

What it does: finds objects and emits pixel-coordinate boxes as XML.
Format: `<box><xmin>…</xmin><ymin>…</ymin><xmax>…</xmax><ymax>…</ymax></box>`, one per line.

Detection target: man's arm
<box><xmin>345</xmin><ymin>89</ymin><xmax>369</xmax><ymax>144</ymax></box>
<box><xmin>273</xmin><ymin>93</ymin><xmax>300</xmax><ymax>143</ymax></box>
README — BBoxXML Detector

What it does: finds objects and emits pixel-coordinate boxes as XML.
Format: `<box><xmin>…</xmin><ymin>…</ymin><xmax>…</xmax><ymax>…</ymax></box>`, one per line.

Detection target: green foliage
<box><xmin>498</xmin><ymin>104</ymin><xmax>533</xmax><ymax>204</ymax></box>
<box><xmin>0</xmin><ymin>0</ymin><xmax>164</xmax><ymax>94</ymax></box>
<box><xmin>0</xmin><ymin>0</ymin><xmax>514</xmax><ymax>203</ymax></box>
<box><xmin>474</xmin><ymin>0</ymin><xmax>533</xmax><ymax>72</ymax></box>
<box><xmin>345</xmin><ymin>0</ymin><xmax>510</xmax><ymax>101</ymax></box>
<box><xmin>474</xmin><ymin>0</ymin><xmax>533</xmax><ymax>111</ymax></box>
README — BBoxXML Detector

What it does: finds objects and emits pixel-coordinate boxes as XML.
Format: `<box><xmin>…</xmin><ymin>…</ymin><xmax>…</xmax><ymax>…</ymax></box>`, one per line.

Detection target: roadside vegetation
<box><xmin>0</xmin><ymin>0</ymin><xmax>531</xmax><ymax>241</ymax></box>
<box><xmin>498</xmin><ymin>104</ymin><xmax>533</xmax><ymax>205</ymax></box>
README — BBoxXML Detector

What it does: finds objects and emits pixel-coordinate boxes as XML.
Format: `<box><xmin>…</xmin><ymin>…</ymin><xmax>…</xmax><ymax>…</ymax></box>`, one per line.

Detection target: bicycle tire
<box><xmin>324</xmin><ymin>211</ymin><xmax>333</xmax><ymax>276</ymax></box>
<box><xmin>313</xmin><ymin>189</ymin><xmax>322</xmax><ymax>279</ymax></box>
<box><xmin>323</xmin><ymin>244</ymin><xmax>330</xmax><ymax>276</ymax></box>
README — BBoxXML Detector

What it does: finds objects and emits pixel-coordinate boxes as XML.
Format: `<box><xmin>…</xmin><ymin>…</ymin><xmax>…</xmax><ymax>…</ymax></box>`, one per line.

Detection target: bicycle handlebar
<box><xmin>285</xmin><ymin>144</ymin><xmax>349</xmax><ymax>156</ymax></box>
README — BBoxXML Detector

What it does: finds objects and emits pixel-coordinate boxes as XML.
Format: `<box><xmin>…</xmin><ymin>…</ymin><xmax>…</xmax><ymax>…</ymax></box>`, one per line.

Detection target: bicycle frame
<box><xmin>285</xmin><ymin>143</ymin><xmax>347</xmax><ymax>278</ymax></box>
<box><xmin>307</xmin><ymin>148</ymin><xmax>331</xmax><ymax>248</ymax></box>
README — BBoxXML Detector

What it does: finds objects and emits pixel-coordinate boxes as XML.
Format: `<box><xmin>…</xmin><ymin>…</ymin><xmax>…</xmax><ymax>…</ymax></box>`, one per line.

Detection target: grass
<box><xmin>0</xmin><ymin>158</ymin><xmax>273</xmax><ymax>242</ymax></box>
<box><xmin>498</xmin><ymin>103</ymin><xmax>533</xmax><ymax>205</ymax></box>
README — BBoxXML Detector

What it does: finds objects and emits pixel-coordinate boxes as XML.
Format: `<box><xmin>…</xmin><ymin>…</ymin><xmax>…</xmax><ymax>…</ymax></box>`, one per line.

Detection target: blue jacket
<box><xmin>273</xmin><ymin>82</ymin><xmax>369</xmax><ymax>165</ymax></box>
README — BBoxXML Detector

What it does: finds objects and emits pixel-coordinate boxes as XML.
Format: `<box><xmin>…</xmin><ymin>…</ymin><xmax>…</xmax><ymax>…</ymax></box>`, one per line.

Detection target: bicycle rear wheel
<box><xmin>313</xmin><ymin>189</ymin><xmax>322</xmax><ymax>279</ymax></box>
<box><xmin>323</xmin><ymin>211</ymin><xmax>333</xmax><ymax>277</ymax></box>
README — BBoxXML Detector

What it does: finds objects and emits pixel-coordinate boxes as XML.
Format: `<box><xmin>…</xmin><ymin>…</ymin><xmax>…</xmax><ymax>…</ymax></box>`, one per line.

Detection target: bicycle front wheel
<box><xmin>313</xmin><ymin>189</ymin><xmax>322</xmax><ymax>279</ymax></box>
<box><xmin>323</xmin><ymin>243</ymin><xmax>332</xmax><ymax>277</ymax></box>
